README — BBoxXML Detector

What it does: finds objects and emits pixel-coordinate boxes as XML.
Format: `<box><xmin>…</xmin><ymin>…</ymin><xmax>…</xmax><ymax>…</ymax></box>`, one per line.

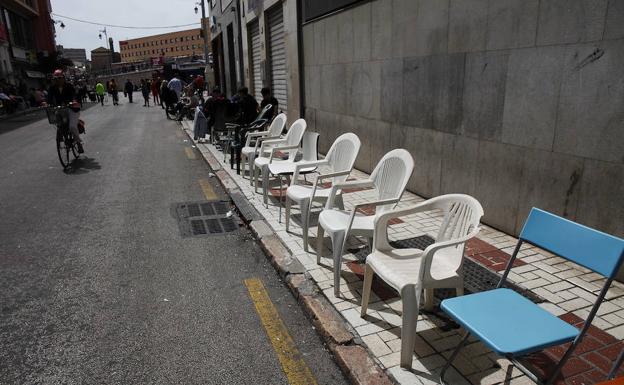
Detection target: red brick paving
<box><xmin>525</xmin><ymin>312</ymin><xmax>623</xmax><ymax>385</ymax></box>
<box><xmin>464</xmin><ymin>238</ymin><xmax>527</xmax><ymax>271</ymax></box>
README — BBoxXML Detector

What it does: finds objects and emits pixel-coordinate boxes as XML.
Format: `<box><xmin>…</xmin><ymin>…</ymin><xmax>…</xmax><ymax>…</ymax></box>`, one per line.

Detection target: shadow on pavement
<box><xmin>65</xmin><ymin>156</ymin><xmax>101</xmax><ymax>174</ymax></box>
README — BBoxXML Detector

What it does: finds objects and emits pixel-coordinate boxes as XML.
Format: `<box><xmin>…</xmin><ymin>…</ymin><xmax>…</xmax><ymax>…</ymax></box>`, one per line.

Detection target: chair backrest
<box><xmin>255</xmin><ymin>103</ymin><xmax>272</xmax><ymax>123</ymax></box>
<box><xmin>301</xmin><ymin>131</ymin><xmax>319</xmax><ymax>162</ymax></box>
<box><xmin>268</xmin><ymin>113</ymin><xmax>287</xmax><ymax>137</ymax></box>
<box><xmin>284</xmin><ymin>119</ymin><xmax>307</xmax><ymax>160</ymax></box>
<box><xmin>520</xmin><ymin>208</ymin><xmax>624</xmax><ymax>279</ymax></box>
<box><xmin>325</xmin><ymin>133</ymin><xmax>361</xmax><ymax>184</ymax></box>
<box><xmin>369</xmin><ymin>149</ymin><xmax>415</xmax><ymax>214</ymax></box>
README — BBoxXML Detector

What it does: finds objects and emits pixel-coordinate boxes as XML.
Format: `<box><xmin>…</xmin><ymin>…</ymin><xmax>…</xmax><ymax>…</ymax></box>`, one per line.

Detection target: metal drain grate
<box><xmin>174</xmin><ymin>201</ymin><xmax>239</xmax><ymax>237</ymax></box>
<box><xmin>390</xmin><ymin>235</ymin><xmax>544</xmax><ymax>304</ymax></box>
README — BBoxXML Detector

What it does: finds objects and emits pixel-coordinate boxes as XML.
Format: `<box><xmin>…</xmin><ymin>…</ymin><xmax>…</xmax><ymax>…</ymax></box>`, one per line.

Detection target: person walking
<box><xmin>151</xmin><ymin>77</ymin><xmax>160</xmax><ymax>106</ymax></box>
<box><xmin>167</xmin><ymin>72</ymin><xmax>184</xmax><ymax>100</ymax></box>
<box><xmin>141</xmin><ymin>79</ymin><xmax>150</xmax><ymax>107</ymax></box>
<box><xmin>95</xmin><ymin>81</ymin><xmax>105</xmax><ymax>106</ymax></box>
<box><xmin>108</xmin><ymin>79</ymin><xmax>119</xmax><ymax>106</ymax></box>
<box><xmin>124</xmin><ymin>79</ymin><xmax>134</xmax><ymax>103</ymax></box>
<box><xmin>159</xmin><ymin>80</ymin><xmax>168</xmax><ymax>110</ymax></box>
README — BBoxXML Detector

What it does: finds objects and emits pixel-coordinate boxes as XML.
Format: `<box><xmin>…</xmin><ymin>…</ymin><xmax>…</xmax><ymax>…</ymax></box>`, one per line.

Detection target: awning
<box><xmin>25</xmin><ymin>70</ymin><xmax>45</xmax><ymax>79</ymax></box>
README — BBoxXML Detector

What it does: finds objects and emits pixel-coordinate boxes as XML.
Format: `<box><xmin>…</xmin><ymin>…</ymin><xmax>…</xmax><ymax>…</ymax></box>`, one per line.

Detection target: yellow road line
<box><xmin>185</xmin><ymin>147</ymin><xmax>197</xmax><ymax>159</ymax></box>
<box><xmin>244</xmin><ymin>278</ymin><xmax>318</xmax><ymax>385</ymax></box>
<box><xmin>199</xmin><ymin>178</ymin><xmax>218</xmax><ymax>201</ymax></box>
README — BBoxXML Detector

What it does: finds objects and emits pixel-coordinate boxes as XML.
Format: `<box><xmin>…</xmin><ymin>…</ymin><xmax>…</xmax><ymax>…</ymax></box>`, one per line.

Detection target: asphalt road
<box><xmin>0</xmin><ymin>99</ymin><xmax>348</xmax><ymax>385</ymax></box>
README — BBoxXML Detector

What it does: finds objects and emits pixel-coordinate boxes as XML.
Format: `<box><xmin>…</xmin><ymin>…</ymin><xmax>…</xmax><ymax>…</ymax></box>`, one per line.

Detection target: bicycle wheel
<box><xmin>56</xmin><ymin>130</ymin><xmax>71</xmax><ymax>168</ymax></box>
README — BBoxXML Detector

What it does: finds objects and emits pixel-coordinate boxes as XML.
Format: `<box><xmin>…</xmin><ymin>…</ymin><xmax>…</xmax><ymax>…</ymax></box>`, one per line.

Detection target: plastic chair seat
<box><xmin>268</xmin><ymin>162</ymin><xmax>316</xmax><ymax>176</ymax></box>
<box><xmin>241</xmin><ymin>146</ymin><xmax>256</xmax><ymax>156</ymax></box>
<box><xmin>367</xmin><ymin>249</ymin><xmax>424</xmax><ymax>291</ymax></box>
<box><xmin>287</xmin><ymin>184</ymin><xmax>332</xmax><ymax>202</ymax></box>
<box><xmin>441</xmin><ymin>288</ymin><xmax>579</xmax><ymax>356</ymax></box>
<box><xmin>318</xmin><ymin>209</ymin><xmax>375</xmax><ymax>234</ymax></box>
<box><xmin>368</xmin><ymin>247</ymin><xmax>462</xmax><ymax>292</ymax></box>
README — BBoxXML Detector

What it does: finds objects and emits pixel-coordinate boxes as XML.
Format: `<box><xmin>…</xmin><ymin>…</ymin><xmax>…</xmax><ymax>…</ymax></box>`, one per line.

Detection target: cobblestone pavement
<box><xmin>182</xmin><ymin>122</ymin><xmax>623</xmax><ymax>385</ymax></box>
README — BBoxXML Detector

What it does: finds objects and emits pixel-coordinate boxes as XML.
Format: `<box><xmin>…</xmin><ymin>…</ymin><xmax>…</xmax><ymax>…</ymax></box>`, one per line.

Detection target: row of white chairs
<box><xmin>237</xmin><ymin>114</ymin><xmax>484</xmax><ymax>370</ymax></box>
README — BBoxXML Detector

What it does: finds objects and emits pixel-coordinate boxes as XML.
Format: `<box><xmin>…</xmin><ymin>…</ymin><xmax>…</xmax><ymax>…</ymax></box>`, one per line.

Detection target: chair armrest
<box><xmin>420</xmin><ymin>228</ymin><xmax>480</xmax><ymax>278</ymax></box>
<box><xmin>260</xmin><ymin>138</ymin><xmax>286</xmax><ymax>153</ymax></box>
<box><xmin>291</xmin><ymin>160</ymin><xmax>330</xmax><ymax>184</ymax></box>
<box><xmin>245</xmin><ymin>130</ymin><xmax>269</xmax><ymax>147</ymax></box>
<box><xmin>269</xmin><ymin>145</ymin><xmax>299</xmax><ymax>163</ymax></box>
<box><xmin>372</xmin><ymin>201</ymin><xmax>441</xmax><ymax>251</ymax></box>
<box><xmin>325</xmin><ymin>179</ymin><xmax>374</xmax><ymax>209</ymax></box>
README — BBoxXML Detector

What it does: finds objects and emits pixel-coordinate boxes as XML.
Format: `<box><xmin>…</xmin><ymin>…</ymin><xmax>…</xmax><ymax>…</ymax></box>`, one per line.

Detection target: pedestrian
<box><xmin>260</xmin><ymin>87</ymin><xmax>279</xmax><ymax>120</ymax></box>
<box><xmin>95</xmin><ymin>81</ymin><xmax>105</xmax><ymax>105</ymax></box>
<box><xmin>151</xmin><ymin>77</ymin><xmax>160</xmax><ymax>106</ymax></box>
<box><xmin>236</xmin><ymin>87</ymin><xmax>258</xmax><ymax>125</ymax></box>
<box><xmin>108</xmin><ymin>79</ymin><xmax>119</xmax><ymax>106</ymax></box>
<box><xmin>124</xmin><ymin>79</ymin><xmax>134</xmax><ymax>103</ymax></box>
<box><xmin>141</xmin><ymin>79</ymin><xmax>150</xmax><ymax>107</ymax></box>
<box><xmin>159</xmin><ymin>80</ymin><xmax>168</xmax><ymax>110</ymax></box>
<box><xmin>167</xmin><ymin>72</ymin><xmax>184</xmax><ymax>100</ymax></box>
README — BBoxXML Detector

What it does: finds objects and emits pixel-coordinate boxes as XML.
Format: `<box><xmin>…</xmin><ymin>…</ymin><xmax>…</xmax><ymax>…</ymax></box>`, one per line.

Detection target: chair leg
<box><xmin>240</xmin><ymin>153</ymin><xmax>246</xmax><ymax>177</ymax></box>
<box><xmin>456</xmin><ymin>285</ymin><xmax>464</xmax><ymax>297</ymax></box>
<box><xmin>300</xmin><ymin>199</ymin><xmax>310</xmax><ymax>252</ymax></box>
<box><xmin>278</xmin><ymin>175</ymin><xmax>283</xmax><ymax>222</ymax></box>
<box><xmin>424</xmin><ymin>288</ymin><xmax>434</xmax><ymax>311</ymax></box>
<box><xmin>330</xmin><ymin>230</ymin><xmax>346</xmax><ymax>298</ymax></box>
<box><xmin>316</xmin><ymin>224</ymin><xmax>325</xmax><ymax>264</ymax></box>
<box><xmin>360</xmin><ymin>264</ymin><xmax>374</xmax><ymax>317</ymax></box>
<box><xmin>400</xmin><ymin>285</ymin><xmax>420</xmax><ymax>369</ymax></box>
<box><xmin>285</xmin><ymin>197</ymin><xmax>292</xmax><ymax>232</ymax></box>
<box><xmin>439</xmin><ymin>332</ymin><xmax>471</xmax><ymax>384</ymax></box>
<box><xmin>254</xmin><ymin>166</ymin><xmax>259</xmax><ymax>193</ymax></box>
<box><xmin>263</xmin><ymin>169</ymin><xmax>270</xmax><ymax>207</ymax></box>
<box><xmin>247</xmin><ymin>154</ymin><xmax>256</xmax><ymax>186</ymax></box>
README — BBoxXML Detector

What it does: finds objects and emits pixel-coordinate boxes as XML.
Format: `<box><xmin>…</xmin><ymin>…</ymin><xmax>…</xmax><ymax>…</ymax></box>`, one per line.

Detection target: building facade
<box><xmin>90</xmin><ymin>47</ymin><xmax>111</xmax><ymax>72</ymax></box>
<box><xmin>61</xmin><ymin>47</ymin><xmax>87</xmax><ymax>67</ymax></box>
<box><xmin>299</xmin><ymin>0</ymin><xmax>624</xmax><ymax>245</ymax></box>
<box><xmin>119</xmin><ymin>28</ymin><xmax>207</xmax><ymax>63</ymax></box>
<box><xmin>238</xmin><ymin>0</ymin><xmax>300</xmax><ymax>120</ymax></box>
<box><xmin>209</xmin><ymin>0</ymin><xmax>247</xmax><ymax>98</ymax></box>
<box><xmin>0</xmin><ymin>0</ymin><xmax>56</xmax><ymax>85</ymax></box>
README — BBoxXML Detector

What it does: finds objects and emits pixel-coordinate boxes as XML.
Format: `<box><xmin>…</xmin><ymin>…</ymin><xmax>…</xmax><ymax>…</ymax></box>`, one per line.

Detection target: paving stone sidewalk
<box><xmin>181</xmin><ymin>122</ymin><xmax>623</xmax><ymax>385</ymax></box>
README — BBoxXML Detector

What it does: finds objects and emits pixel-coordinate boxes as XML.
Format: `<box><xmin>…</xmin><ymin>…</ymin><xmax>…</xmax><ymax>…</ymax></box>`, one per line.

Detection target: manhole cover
<box><xmin>391</xmin><ymin>235</ymin><xmax>545</xmax><ymax>304</ymax></box>
<box><xmin>174</xmin><ymin>201</ymin><xmax>240</xmax><ymax>237</ymax></box>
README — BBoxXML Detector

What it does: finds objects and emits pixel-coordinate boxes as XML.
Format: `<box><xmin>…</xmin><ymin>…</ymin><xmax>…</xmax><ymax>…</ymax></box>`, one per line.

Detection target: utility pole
<box><xmin>199</xmin><ymin>1</ymin><xmax>210</xmax><ymax>67</ymax></box>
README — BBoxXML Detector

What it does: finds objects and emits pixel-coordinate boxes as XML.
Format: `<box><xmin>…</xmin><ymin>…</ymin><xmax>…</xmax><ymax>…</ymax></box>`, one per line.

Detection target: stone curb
<box><xmin>179</xmin><ymin>123</ymin><xmax>396</xmax><ymax>385</ymax></box>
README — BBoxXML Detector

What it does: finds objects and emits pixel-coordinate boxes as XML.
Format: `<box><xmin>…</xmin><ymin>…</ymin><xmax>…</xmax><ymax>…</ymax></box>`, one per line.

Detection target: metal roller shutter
<box><xmin>248</xmin><ymin>20</ymin><xmax>263</xmax><ymax>102</ymax></box>
<box><xmin>267</xmin><ymin>5</ymin><xmax>287</xmax><ymax>113</ymax></box>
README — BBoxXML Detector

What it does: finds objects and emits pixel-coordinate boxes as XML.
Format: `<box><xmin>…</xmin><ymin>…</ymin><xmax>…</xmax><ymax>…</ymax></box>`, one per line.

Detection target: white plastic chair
<box><xmin>253</xmin><ymin>119</ymin><xmax>307</xmax><ymax>201</ymax></box>
<box><xmin>240</xmin><ymin>113</ymin><xmax>287</xmax><ymax>181</ymax></box>
<box><xmin>317</xmin><ymin>149</ymin><xmax>415</xmax><ymax>297</ymax></box>
<box><xmin>265</xmin><ymin>131</ymin><xmax>320</xmax><ymax>214</ymax></box>
<box><xmin>285</xmin><ymin>133</ymin><xmax>362</xmax><ymax>252</ymax></box>
<box><xmin>360</xmin><ymin>194</ymin><xmax>483</xmax><ymax>369</ymax></box>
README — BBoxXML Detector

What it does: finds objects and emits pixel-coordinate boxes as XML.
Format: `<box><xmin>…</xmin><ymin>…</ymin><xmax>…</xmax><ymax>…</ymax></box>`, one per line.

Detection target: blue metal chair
<box><xmin>439</xmin><ymin>208</ymin><xmax>624</xmax><ymax>385</ymax></box>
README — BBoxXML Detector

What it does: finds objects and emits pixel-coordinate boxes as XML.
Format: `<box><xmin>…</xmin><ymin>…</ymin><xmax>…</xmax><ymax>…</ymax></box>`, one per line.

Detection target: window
<box><xmin>192</xmin><ymin>44</ymin><xmax>196</xmax><ymax>49</ymax></box>
<box><xmin>192</xmin><ymin>36</ymin><xmax>195</xmax><ymax>40</ymax></box>
<box><xmin>170</xmin><ymin>38</ymin><xmax>173</xmax><ymax>43</ymax></box>
<box><xmin>175</xmin><ymin>47</ymin><xmax>179</xmax><ymax>51</ymax></box>
<box><xmin>3</xmin><ymin>9</ymin><xmax>34</xmax><ymax>48</ymax></box>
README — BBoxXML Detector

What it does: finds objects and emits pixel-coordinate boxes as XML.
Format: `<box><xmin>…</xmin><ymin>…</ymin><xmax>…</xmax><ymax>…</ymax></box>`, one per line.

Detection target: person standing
<box><xmin>124</xmin><ymin>79</ymin><xmax>134</xmax><ymax>103</ymax></box>
<box><xmin>108</xmin><ymin>79</ymin><xmax>119</xmax><ymax>106</ymax></box>
<box><xmin>95</xmin><ymin>81</ymin><xmax>105</xmax><ymax>105</ymax></box>
<box><xmin>141</xmin><ymin>79</ymin><xmax>150</xmax><ymax>107</ymax></box>
<box><xmin>151</xmin><ymin>77</ymin><xmax>160</xmax><ymax>106</ymax></box>
<box><xmin>236</xmin><ymin>87</ymin><xmax>258</xmax><ymax>125</ymax></box>
<box><xmin>260</xmin><ymin>87</ymin><xmax>278</xmax><ymax>120</ymax></box>
<box><xmin>167</xmin><ymin>72</ymin><xmax>184</xmax><ymax>100</ymax></box>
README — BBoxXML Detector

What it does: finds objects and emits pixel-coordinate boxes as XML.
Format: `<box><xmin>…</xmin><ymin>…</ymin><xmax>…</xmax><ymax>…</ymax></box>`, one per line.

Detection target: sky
<box><xmin>52</xmin><ymin>0</ymin><xmax>206</xmax><ymax>60</ymax></box>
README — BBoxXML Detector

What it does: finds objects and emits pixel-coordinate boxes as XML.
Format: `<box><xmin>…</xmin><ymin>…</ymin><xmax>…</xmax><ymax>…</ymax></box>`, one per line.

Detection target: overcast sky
<box><xmin>52</xmin><ymin>0</ymin><xmax>205</xmax><ymax>60</ymax></box>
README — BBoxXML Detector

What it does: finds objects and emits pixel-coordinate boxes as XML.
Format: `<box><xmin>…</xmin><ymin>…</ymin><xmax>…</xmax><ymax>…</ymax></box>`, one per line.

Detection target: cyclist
<box><xmin>48</xmin><ymin>69</ymin><xmax>84</xmax><ymax>153</ymax></box>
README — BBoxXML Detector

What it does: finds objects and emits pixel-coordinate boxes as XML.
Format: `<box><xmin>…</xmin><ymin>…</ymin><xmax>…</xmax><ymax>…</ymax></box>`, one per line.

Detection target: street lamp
<box><xmin>194</xmin><ymin>1</ymin><xmax>210</xmax><ymax>68</ymax></box>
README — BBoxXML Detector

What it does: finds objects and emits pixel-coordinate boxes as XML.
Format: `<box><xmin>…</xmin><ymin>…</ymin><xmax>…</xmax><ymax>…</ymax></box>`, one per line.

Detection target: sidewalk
<box><xmin>180</xmin><ymin>121</ymin><xmax>623</xmax><ymax>385</ymax></box>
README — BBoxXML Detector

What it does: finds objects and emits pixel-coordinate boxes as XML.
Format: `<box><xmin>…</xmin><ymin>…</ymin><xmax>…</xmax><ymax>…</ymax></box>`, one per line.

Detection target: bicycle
<box><xmin>46</xmin><ymin>106</ymin><xmax>79</xmax><ymax>169</ymax></box>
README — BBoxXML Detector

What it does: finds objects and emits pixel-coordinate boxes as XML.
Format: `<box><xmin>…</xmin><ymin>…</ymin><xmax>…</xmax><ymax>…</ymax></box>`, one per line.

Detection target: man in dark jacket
<box><xmin>124</xmin><ymin>79</ymin><xmax>134</xmax><ymax>103</ymax></box>
<box><xmin>236</xmin><ymin>87</ymin><xmax>258</xmax><ymax>125</ymax></box>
